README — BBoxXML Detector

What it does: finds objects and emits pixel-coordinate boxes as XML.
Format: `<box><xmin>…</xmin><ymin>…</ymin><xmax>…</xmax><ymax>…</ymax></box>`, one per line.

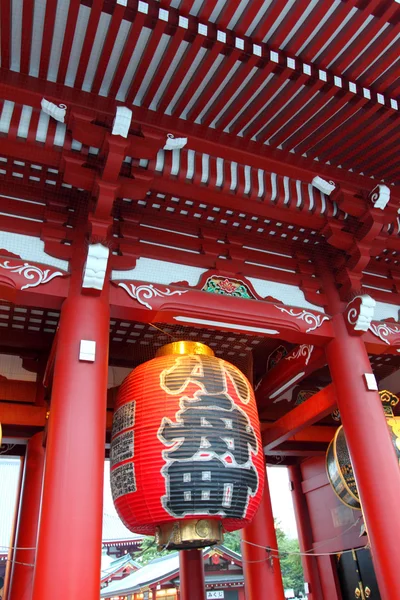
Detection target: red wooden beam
<box><xmin>257</xmin><ymin>345</ymin><xmax>327</xmax><ymax>410</ymax></box>
<box><xmin>0</xmin><ymin>69</ymin><xmax>394</xmax><ymax>203</ymax></box>
<box><xmin>363</xmin><ymin>320</ymin><xmax>400</xmax><ymax>354</ymax></box>
<box><xmin>264</xmin><ymin>442</ymin><xmax>329</xmax><ymax>457</ymax></box>
<box><xmin>262</xmin><ymin>384</ymin><xmax>337</xmax><ymax>451</ymax></box>
<box><xmin>0</xmin><ymin>381</ymin><xmax>37</xmax><ymax>404</ymax></box>
<box><xmin>0</xmin><ymin>135</ymin><xmax>341</xmax><ymax>231</ymax></box>
<box><xmin>0</xmin><ymin>402</ymin><xmax>47</xmax><ymax>427</ymax></box>
<box><xmin>153</xmin><ymin>174</ymin><xmax>325</xmax><ymax>230</ymax></box>
<box><xmin>110</xmin><ymin>279</ymin><xmax>334</xmax><ymax>345</ymax></box>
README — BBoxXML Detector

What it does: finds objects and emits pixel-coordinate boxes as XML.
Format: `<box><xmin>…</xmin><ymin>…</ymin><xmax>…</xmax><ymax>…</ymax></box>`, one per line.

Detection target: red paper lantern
<box><xmin>110</xmin><ymin>341</ymin><xmax>264</xmax><ymax>548</ymax></box>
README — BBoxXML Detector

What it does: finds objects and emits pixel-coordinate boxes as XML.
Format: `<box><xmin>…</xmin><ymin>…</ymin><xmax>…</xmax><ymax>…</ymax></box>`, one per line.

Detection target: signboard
<box><xmin>206</xmin><ymin>592</ymin><xmax>224</xmax><ymax>599</ymax></box>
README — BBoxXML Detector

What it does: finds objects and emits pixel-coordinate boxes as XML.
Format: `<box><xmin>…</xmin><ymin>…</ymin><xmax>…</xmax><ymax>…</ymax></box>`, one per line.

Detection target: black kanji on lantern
<box><xmin>158</xmin><ymin>355</ymin><xmax>259</xmax><ymax>519</ymax></box>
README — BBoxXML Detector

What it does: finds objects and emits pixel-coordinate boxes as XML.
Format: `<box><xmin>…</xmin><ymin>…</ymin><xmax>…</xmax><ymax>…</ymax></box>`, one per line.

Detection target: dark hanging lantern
<box><xmin>110</xmin><ymin>341</ymin><xmax>265</xmax><ymax>549</ymax></box>
<box><xmin>326</xmin><ymin>390</ymin><xmax>400</xmax><ymax>509</ymax></box>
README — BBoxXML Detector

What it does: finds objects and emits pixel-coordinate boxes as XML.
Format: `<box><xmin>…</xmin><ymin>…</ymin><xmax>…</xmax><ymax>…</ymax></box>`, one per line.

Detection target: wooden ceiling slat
<box><xmin>315</xmin><ymin>0</ymin><xmax>383</xmax><ymax>70</ymax></box>
<box><xmin>125</xmin><ymin>19</ymin><xmax>171</xmax><ymax>105</ymax></box>
<box><xmin>377</xmin><ymin>63</ymin><xmax>400</xmax><ymax>97</ymax></box>
<box><xmin>243</xmin><ymin>71</ymin><xmax>309</xmax><ymax>141</ymax></box>
<box><xmin>338</xmin><ymin>111</ymin><xmax>399</xmax><ymax>169</ymax></box>
<box><xmin>212</xmin><ymin>1</ymin><xmax>243</xmax><ymax>31</ymax></box>
<box><xmin>200</xmin><ymin>54</ymin><xmax>262</xmax><ymax>128</ymax></box>
<box><xmin>250</xmin><ymin>0</ymin><xmax>293</xmax><ymax>45</ymax></box>
<box><xmin>347</xmin><ymin>24</ymin><xmax>400</xmax><ymax>86</ymax></box>
<box><xmin>56</xmin><ymin>0</ymin><xmax>84</xmax><ymax>84</ymax></box>
<box><xmin>44</xmin><ymin>118</ymin><xmax>58</xmax><ymax>150</ymax></box>
<box><xmin>313</xmin><ymin>103</ymin><xmax>385</xmax><ymax>164</ymax></box>
<box><xmin>38</xmin><ymin>0</ymin><xmax>59</xmax><ymax>80</ymax></box>
<box><xmin>26</xmin><ymin>108</ymin><xmax>41</xmax><ymax>145</ymax></box>
<box><xmin>171</xmin><ymin>41</ymin><xmax>227</xmax><ymax>119</ymax></box>
<box><xmin>283</xmin><ymin>1</ymin><xmax>336</xmax><ymax>55</ymax></box>
<box><xmin>107</xmin><ymin>9</ymin><xmax>148</xmax><ymax>98</ymax></box>
<box><xmin>232</xmin><ymin>0</ymin><xmax>267</xmax><ymax>38</ymax></box>
<box><xmin>0</xmin><ymin>0</ymin><xmax>11</xmax><ymax>71</ymax></box>
<box><xmin>187</xmin><ymin>48</ymin><xmax>240</xmax><ymax>123</ymax></box>
<box><xmin>141</xmin><ymin>25</ymin><xmax>187</xmax><ymax>110</ymax></box>
<box><xmin>293</xmin><ymin>94</ymin><xmax>369</xmax><ymax>157</ymax></box>
<box><xmin>215</xmin><ymin>62</ymin><xmax>277</xmax><ymax>132</ymax></box>
<box><xmin>267</xmin><ymin>0</ymin><xmax>311</xmax><ymax>51</ymax></box>
<box><xmin>90</xmin><ymin>2</ymin><xmax>126</xmax><ymax>96</ymax></box>
<box><xmin>73</xmin><ymin>0</ymin><xmax>103</xmax><ymax>91</ymax></box>
<box><xmin>7</xmin><ymin>103</ymin><xmax>23</xmax><ymax>142</ymax></box>
<box><xmin>365</xmin><ymin>142</ymin><xmax>400</xmax><ymax>179</ymax></box>
<box><xmin>330</xmin><ymin>2</ymin><xmax>399</xmax><ymax>75</ymax></box>
<box><xmin>298</xmin><ymin>0</ymin><xmax>359</xmax><ymax>64</ymax></box>
<box><xmin>156</xmin><ymin>32</ymin><xmax>206</xmax><ymax>114</ymax></box>
<box><xmin>266</xmin><ymin>82</ymin><xmax>327</xmax><ymax>148</ymax></box>
<box><xmin>196</xmin><ymin>0</ymin><xmax>221</xmax><ymax>22</ymax></box>
<box><xmin>20</xmin><ymin>0</ymin><xmax>35</xmax><ymax>74</ymax></box>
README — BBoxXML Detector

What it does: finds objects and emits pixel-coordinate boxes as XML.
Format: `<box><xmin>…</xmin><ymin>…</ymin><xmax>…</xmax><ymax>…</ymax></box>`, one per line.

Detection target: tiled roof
<box><xmin>101</xmin><ymin>552</ymin><xmax>180</xmax><ymax>597</ymax></box>
<box><xmin>100</xmin><ymin>545</ymin><xmax>242</xmax><ymax>596</ymax></box>
<box><xmin>101</xmin><ymin>554</ymin><xmax>140</xmax><ymax>582</ymax></box>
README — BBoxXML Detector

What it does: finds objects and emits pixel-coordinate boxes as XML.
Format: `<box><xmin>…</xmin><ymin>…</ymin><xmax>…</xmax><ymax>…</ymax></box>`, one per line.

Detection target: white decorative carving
<box><xmin>82</xmin><ymin>244</ymin><xmax>109</xmax><ymax>291</ymax></box>
<box><xmin>0</xmin><ymin>231</ymin><xmax>69</xmax><ymax>270</ymax></box>
<box><xmin>112</xmin><ymin>106</ymin><xmax>132</xmax><ymax>138</ymax></box>
<box><xmin>311</xmin><ymin>176</ymin><xmax>336</xmax><ymax>195</ymax></box>
<box><xmin>119</xmin><ymin>283</ymin><xmax>187</xmax><ymax>309</ymax></box>
<box><xmin>369</xmin><ymin>184</ymin><xmax>390</xmax><ymax>210</ymax></box>
<box><xmin>369</xmin><ymin>322</ymin><xmax>400</xmax><ymax>345</ymax></box>
<box><xmin>111</xmin><ymin>257</ymin><xmax>207</xmax><ymax>287</ymax></box>
<box><xmin>347</xmin><ymin>295</ymin><xmax>376</xmax><ymax>331</ymax></box>
<box><xmin>275</xmin><ymin>306</ymin><xmax>330</xmax><ymax>332</ymax></box>
<box><xmin>163</xmin><ymin>133</ymin><xmax>188</xmax><ymax>150</ymax></box>
<box><xmin>0</xmin><ymin>261</ymin><xmax>64</xmax><ymax>289</ymax></box>
<box><xmin>41</xmin><ymin>98</ymin><xmax>67</xmax><ymax>123</ymax></box>
<box><xmin>286</xmin><ymin>344</ymin><xmax>314</xmax><ymax>366</ymax></box>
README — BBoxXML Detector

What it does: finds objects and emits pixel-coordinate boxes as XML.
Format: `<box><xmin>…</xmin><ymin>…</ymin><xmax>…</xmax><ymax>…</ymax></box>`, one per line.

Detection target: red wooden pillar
<box><xmin>179</xmin><ymin>549</ymin><xmax>206</xmax><ymax>600</ymax></box>
<box><xmin>288</xmin><ymin>465</ymin><xmax>323</xmax><ymax>600</ymax></box>
<box><xmin>150</xmin><ymin>585</ymin><xmax>157</xmax><ymax>599</ymax></box>
<box><xmin>238</xmin><ymin>587</ymin><xmax>246</xmax><ymax>600</ymax></box>
<box><xmin>241</xmin><ymin>468</ymin><xmax>285</xmax><ymax>600</ymax></box>
<box><xmin>8</xmin><ymin>432</ymin><xmax>45</xmax><ymax>600</ymax></box>
<box><xmin>322</xmin><ymin>269</ymin><xmax>400</xmax><ymax>600</ymax></box>
<box><xmin>31</xmin><ymin>293</ymin><xmax>109</xmax><ymax>600</ymax></box>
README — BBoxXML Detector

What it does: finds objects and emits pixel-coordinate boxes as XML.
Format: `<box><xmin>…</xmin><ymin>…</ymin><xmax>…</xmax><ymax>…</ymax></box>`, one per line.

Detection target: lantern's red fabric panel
<box><xmin>110</xmin><ymin>354</ymin><xmax>265</xmax><ymax>534</ymax></box>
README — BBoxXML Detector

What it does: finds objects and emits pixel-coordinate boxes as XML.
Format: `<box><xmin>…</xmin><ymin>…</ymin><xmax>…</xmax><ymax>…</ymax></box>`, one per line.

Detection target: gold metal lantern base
<box><xmin>155</xmin><ymin>519</ymin><xmax>224</xmax><ymax>550</ymax></box>
<box><xmin>156</xmin><ymin>341</ymin><xmax>215</xmax><ymax>357</ymax></box>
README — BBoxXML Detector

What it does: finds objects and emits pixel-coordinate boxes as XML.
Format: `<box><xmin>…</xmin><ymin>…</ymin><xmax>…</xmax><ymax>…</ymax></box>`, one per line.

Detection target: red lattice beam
<box><xmin>261</xmin><ymin>385</ymin><xmax>337</xmax><ymax>452</ymax></box>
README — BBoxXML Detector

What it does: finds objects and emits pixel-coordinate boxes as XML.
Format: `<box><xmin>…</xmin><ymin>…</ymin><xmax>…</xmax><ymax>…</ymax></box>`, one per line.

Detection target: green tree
<box><xmin>223</xmin><ymin>530</ymin><xmax>241</xmax><ymax>553</ymax></box>
<box><xmin>223</xmin><ymin>523</ymin><xmax>304</xmax><ymax>596</ymax></box>
<box><xmin>132</xmin><ymin>536</ymin><xmax>172</xmax><ymax>565</ymax></box>
<box><xmin>275</xmin><ymin>522</ymin><xmax>305</xmax><ymax>596</ymax></box>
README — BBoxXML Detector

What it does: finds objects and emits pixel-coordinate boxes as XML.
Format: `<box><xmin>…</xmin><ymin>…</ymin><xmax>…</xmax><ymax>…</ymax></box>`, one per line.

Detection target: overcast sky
<box><xmin>0</xmin><ymin>460</ymin><xmax>298</xmax><ymax>549</ymax></box>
